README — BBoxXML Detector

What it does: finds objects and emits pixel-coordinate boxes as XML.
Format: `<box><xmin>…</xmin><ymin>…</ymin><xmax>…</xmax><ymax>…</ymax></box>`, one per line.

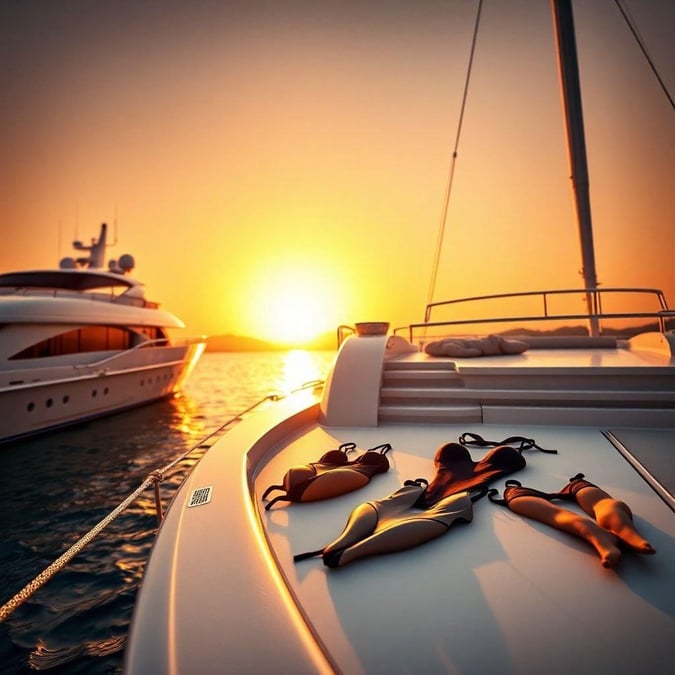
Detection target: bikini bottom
<box><xmin>488</xmin><ymin>473</ymin><xmax>599</xmax><ymax>507</ymax></box>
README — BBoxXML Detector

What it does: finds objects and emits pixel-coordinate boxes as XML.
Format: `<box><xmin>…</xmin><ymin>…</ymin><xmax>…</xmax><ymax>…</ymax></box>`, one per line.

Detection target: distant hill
<box><xmin>206</xmin><ymin>334</ymin><xmax>279</xmax><ymax>352</ymax></box>
<box><xmin>206</xmin><ymin>332</ymin><xmax>337</xmax><ymax>352</ymax></box>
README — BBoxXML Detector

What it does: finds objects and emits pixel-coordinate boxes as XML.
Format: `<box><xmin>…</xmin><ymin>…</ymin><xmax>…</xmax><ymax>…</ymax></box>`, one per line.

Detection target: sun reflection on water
<box><xmin>280</xmin><ymin>349</ymin><xmax>333</xmax><ymax>393</ymax></box>
<box><xmin>0</xmin><ymin>351</ymin><xmax>337</xmax><ymax>674</ymax></box>
<box><xmin>169</xmin><ymin>391</ymin><xmax>206</xmax><ymax>437</ymax></box>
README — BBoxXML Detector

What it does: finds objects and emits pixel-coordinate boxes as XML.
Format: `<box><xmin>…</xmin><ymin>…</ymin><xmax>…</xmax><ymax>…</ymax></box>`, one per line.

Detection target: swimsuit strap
<box><xmin>470</xmin><ymin>486</ymin><xmax>489</xmax><ymax>503</ymax></box>
<box><xmin>404</xmin><ymin>478</ymin><xmax>429</xmax><ymax>488</ymax></box>
<box><xmin>367</xmin><ymin>442</ymin><xmax>392</xmax><ymax>455</ymax></box>
<box><xmin>294</xmin><ymin>441</ymin><xmax>356</xmax><ymax>468</ymax></box>
<box><xmin>264</xmin><ymin>494</ymin><xmax>292</xmax><ymax>510</ymax></box>
<box><xmin>293</xmin><ymin>549</ymin><xmax>324</xmax><ymax>562</ymax></box>
<box><xmin>558</xmin><ymin>472</ymin><xmax>598</xmax><ymax>497</ymax></box>
<box><xmin>317</xmin><ymin>441</ymin><xmax>357</xmax><ymax>463</ymax></box>
<box><xmin>487</xmin><ymin>479</ymin><xmax>523</xmax><ymax>506</ymax></box>
<box><xmin>353</xmin><ymin>442</ymin><xmax>392</xmax><ymax>465</ymax></box>
<box><xmin>351</xmin><ymin>443</ymin><xmax>392</xmax><ymax>476</ymax></box>
<box><xmin>489</xmin><ymin>479</ymin><xmax>572</xmax><ymax>507</ymax></box>
<box><xmin>261</xmin><ymin>484</ymin><xmax>285</xmax><ymax>500</ymax></box>
<box><xmin>458</xmin><ymin>432</ymin><xmax>557</xmax><ymax>454</ymax></box>
<box><xmin>487</xmin><ymin>488</ymin><xmax>503</xmax><ymax>505</ymax></box>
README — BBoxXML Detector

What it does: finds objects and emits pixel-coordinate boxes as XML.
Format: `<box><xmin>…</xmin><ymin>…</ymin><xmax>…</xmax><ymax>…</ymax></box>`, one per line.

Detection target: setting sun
<box><xmin>244</xmin><ymin>261</ymin><xmax>348</xmax><ymax>346</ymax></box>
<box><xmin>267</xmin><ymin>282</ymin><xmax>325</xmax><ymax>344</ymax></box>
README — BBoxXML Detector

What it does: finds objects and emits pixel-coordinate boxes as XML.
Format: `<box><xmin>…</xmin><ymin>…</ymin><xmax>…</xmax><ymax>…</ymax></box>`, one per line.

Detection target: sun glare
<box><xmin>245</xmin><ymin>264</ymin><xmax>344</xmax><ymax>346</ymax></box>
<box><xmin>281</xmin><ymin>350</ymin><xmax>330</xmax><ymax>392</ymax></box>
<box><xmin>270</xmin><ymin>287</ymin><xmax>322</xmax><ymax>343</ymax></box>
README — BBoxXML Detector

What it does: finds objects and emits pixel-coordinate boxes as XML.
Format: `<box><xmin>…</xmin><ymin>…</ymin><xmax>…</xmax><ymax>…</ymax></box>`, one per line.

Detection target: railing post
<box><xmin>149</xmin><ymin>470</ymin><xmax>164</xmax><ymax>527</ymax></box>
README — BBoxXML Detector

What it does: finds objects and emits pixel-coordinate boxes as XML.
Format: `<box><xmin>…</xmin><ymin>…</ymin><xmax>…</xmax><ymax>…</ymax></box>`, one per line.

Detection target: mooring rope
<box><xmin>0</xmin><ymin>379</ymin><xmax>323</xmax><ymax>623</ymax></box>
<box><xmin>0</xmin><ymin>473</ymin><xmax>158</xmax><ymax>623</ymax></box>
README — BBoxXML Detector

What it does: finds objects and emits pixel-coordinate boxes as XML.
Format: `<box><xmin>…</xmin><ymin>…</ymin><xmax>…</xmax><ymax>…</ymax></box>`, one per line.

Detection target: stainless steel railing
<box><xmin>397</xmin><ymin>287</ymin><xmax>675</xmax><ymax>342</ymax></box>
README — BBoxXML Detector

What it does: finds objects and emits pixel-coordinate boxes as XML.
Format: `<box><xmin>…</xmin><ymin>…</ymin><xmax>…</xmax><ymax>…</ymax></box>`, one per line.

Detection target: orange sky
<box><xmin>2</xmin><ymin>0</ymin><xmax>673</xmax><ymax>345</ymax></box>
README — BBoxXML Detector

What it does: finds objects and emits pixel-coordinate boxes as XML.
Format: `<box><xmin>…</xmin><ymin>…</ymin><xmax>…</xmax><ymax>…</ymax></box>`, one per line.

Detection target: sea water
<box><xmin>0</xmin><ymin>351</ymin><xmax>334</xmax><ymax>674</ymax></box>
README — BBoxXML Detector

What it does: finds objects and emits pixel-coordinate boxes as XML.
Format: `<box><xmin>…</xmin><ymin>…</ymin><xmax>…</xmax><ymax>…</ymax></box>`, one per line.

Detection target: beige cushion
<box><xmin>424</xmin><ymin>335</ymin><xmax>529</xmax><ymax>358</ymax></box>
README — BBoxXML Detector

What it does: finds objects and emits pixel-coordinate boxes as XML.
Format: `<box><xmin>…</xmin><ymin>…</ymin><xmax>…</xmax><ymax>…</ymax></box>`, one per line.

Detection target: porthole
<box><xmin>46</xmin><ymin>398</ymin><xmax>53</xmax><ymax>408</ymax></box>
<box><xmin>103</xmin><ymin>387</ymin><xmax>109</xmax><ymax>395</ymax></box>
<box><xmin>27</xmin><ymin>402</ymin><xmax>35</xmax><ymax>412</ymax></box>
<box><xmin>92</xmin><ymin>389</ymin><xmax>98</xmax><ymax>398</ymax></box>
<box><xmin>63</xmin><ymin>395</ymin><xmax>70</xmax><ymax>404</ymax></box>
<box><xmin>140</xmin><ymin>379</ymin><xmax>144</xmax><ymax>386</ymax></box>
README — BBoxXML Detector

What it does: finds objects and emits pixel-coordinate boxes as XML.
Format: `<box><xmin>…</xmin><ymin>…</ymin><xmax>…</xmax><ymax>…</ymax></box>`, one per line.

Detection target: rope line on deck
<box><xmin>0</xmin><ymin>379</ymin><xmax>323</xmax><ymax>623</ymax></box>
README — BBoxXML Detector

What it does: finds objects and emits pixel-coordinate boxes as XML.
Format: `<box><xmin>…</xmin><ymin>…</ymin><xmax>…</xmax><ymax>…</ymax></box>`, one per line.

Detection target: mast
<box><xmin>551</xmin><ymin>0</ymin><xmax>600</xmax><ymax>336</ymax></box>
<box><xmin>72</xmin><ymin>223</ymin><xmax>108</xmax><ymax>269</ymax></box>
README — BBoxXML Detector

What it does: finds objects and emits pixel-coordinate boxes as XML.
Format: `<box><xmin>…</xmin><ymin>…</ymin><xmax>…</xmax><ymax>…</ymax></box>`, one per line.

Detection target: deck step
<box><xmin>382</xmin><ymin>370</ymin><xmax>464</xmax><ymax>386</ymax></box>
<box><xmin>380</xmin><ymin>387</ymin><xmax>474</xmax><ymax>404</ymax></box>
<box><xmin>381</xmin><ymin>385</ymin><xmax>675</xmax><ymax>404</ymax></box>
<box><xmin>378</xmin><ymin>403</ymin><xmax>482</xmax><ymax>424</ymax></box>
<box><xmin>383</xmin><ymin>359</ymin><xmax>456</xmax><ymax>372</ymax></box>
<box><xmin>382</xmin><ymin>358</ymin><xmax>462</xmax><ymax>390</ymax></box>
<box><xmin>378</xmin><ymin>354</ymin><xmax>675</xmax><ymax>424</ymax></box>
<box><xmin>380</xmin><ymin>359</ymin><xmax>476</xmax><ymax>422</ymax></box>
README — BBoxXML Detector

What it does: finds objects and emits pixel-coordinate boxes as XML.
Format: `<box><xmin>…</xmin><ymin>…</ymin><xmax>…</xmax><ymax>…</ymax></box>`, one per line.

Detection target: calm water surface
<box><xmin>0</xmin><ymin>351</ymin><xmax>334</xmax><ymax>673</ymax></box>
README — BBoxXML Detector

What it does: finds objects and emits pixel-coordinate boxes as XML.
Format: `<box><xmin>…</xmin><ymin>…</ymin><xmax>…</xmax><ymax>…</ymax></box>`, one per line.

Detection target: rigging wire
<box><xmin>426</xmin><ymin>0</ymin><xmax>672</xmax><ymax>316</ymax></box>
<box><xmin>426</xmin><ymin>0</ymin><xmax>484</xmax><ymax>310</ymax></box>
<box><xmin>613</xmin><ymin>0</ymin><xmax>674</xmax><ymax>111</ymax></box>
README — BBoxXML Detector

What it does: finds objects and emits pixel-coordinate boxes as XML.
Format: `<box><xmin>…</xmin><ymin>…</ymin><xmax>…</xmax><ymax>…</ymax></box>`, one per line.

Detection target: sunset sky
<box><xmin>2</xmin><ymin>0</ymin><xmax>673</xmax><ymax>345</ymax></box>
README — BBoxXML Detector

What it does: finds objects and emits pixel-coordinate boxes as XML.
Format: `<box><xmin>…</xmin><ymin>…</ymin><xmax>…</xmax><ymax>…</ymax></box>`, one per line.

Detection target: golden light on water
<box><xmin>280</xmin><ymin>349</ymin><xmax>332</xmax><ymax>393</ymax></box>
<box><xmin>169</xmin><ymin>392</ymin><xmax>205</xmax><ymax>437</ymax></box>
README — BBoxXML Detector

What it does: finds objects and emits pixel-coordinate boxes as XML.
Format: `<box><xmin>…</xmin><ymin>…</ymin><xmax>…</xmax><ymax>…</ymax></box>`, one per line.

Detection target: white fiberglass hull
<box><xmin>0</xmin><ymin>341</ymin><xmax>204</xmax><ymax>444</ymax></box>
<box><xmin>126</xmin><ymin>335</ymin><xmax>675</xmax><ymax>674</ymax></box>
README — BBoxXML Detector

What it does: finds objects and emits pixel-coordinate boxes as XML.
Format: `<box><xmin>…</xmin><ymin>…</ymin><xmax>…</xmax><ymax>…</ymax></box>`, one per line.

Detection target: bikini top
<box><xmin>262</xmin><ymin>442</ymin><xmax>392</xmax><ymax>510</ymax></box>
<box><xmin>414</xmin><ymin>432</ymin><xmax>557</xmax><ymax>509</ymax></box>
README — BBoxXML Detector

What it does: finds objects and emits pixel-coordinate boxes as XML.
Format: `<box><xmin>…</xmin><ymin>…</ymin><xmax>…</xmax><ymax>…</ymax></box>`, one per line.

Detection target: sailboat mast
<box><xmin>551</xmin><ymin>0</ymin><xmax>600</xmax><ymax>335</ymax></box>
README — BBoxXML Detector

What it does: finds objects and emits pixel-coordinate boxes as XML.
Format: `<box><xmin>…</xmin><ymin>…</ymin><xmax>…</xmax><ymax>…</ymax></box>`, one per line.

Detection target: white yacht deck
<box><xmin>255</xmin><ymin>420</ymin><xmax>674</xmax><ymax>675</ymax></box>
<box><xmin>125</xmin><ymin>330</ymin><xmax>675</xmax><ymax>675</ymax></box>
<box><xmin>391</xmin><ymin>338</ymin><xmax>674</xmax><ymax>369</ymax></box>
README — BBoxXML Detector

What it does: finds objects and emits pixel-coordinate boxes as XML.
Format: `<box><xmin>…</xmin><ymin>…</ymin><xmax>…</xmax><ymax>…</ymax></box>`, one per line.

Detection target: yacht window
<box><xmin>9</xmin><ymin>325</ymin><xmax>134</xmax><ymax>359</ymax></box>
<box><xmin>131</xmin><ymin>325</ymin><xmax>169</xmax><ymax>343</ymax></box>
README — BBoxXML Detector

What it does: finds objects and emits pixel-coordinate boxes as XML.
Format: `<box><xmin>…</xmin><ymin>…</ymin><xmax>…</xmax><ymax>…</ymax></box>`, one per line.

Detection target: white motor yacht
<box><xmin>0</xmin><ymin>223</ymin><xmax>205</xmax><ymax>445</ymax></box>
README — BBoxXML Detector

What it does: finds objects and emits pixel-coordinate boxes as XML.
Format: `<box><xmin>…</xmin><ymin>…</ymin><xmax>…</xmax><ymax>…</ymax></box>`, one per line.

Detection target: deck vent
<box><xmin>187</xmin><ymin>486</ymin><xmax>213</xmax><ymax>508</ymax></box>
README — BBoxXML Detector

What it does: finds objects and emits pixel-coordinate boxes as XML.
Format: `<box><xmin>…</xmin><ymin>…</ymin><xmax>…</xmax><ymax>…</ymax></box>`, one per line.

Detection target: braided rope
<box><xmin>0</xmin><ymin>378</ymin><xmax>324</xmax><ymax>624</ymax></box>
<box><xmin>0</xmin><ymin>474</ymin><xmax>157</xmax><ymax>623</ymax></box>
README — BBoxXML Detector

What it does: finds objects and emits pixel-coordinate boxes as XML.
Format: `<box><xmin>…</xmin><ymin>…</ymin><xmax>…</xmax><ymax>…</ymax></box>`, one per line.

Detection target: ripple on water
<box><xmin>0</xmin><ymin>351</ymin><xmax>333</xmax><ymax>674</ymax></box>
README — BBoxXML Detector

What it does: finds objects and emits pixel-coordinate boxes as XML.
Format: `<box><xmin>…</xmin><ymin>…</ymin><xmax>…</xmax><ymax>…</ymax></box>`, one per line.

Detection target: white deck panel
<box><xmin>391</xmin><ymin>345</ymin><xmax>673</xmax><ymax>369</ymax></box>
<box><xmin>255</xmin><ymin>422</ymin><xmax>675</xmax><ymax>675</ymax></box>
